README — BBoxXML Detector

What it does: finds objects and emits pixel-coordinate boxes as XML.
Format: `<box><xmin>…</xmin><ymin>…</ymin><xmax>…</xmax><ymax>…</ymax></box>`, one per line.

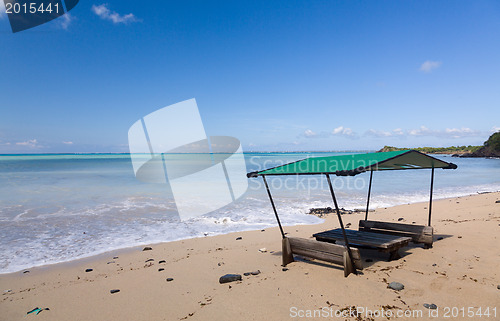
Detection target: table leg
<box><xmin>388</xmin><ymin>250</ymin><xmax>401</xmax><ymax>261</ymax></box>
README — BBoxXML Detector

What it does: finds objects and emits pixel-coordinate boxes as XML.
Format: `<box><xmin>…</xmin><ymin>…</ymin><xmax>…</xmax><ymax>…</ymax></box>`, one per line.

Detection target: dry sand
<box><xmin>1</xmin><ymin>192</ymin><xmax>499</xmax><ymax>321</ymax></box>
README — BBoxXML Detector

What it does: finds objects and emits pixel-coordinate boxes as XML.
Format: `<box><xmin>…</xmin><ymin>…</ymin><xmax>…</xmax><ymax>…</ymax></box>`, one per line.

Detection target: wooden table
<box><xmin>313</xmin><ymin>228</ymin><xmax>412</xmax><ymax>260</ymax></box>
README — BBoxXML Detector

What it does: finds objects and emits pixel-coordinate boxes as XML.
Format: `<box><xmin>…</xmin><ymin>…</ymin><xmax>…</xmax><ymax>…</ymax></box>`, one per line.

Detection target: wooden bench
<box><xmin>282</xmin><ymin>237</ymin><xmax>363</xmax><ymax>277</ymax></box>
<box><xmin>359</xmin><ymin>220</ymin><xmax>433</xmax><ymax>248</ymax></box>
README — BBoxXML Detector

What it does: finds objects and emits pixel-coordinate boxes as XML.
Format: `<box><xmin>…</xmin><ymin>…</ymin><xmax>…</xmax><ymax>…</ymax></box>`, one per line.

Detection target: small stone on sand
<box><xmin>145</xmin><ymin>259</ymin><xmax>154</xmax><ymax>262</ymax></box>
<box><xmin>251</xmin><ymin>270</ymin><xmax>261</xmax><ymax>275</ymax></box>
<box><xmin>158</xmin><ymin>268</ymin><xmax>164</xmax><ymax>272</ymax></box>
<box><xmin>243</xmin><ymin>272</ymin><xmax>251</xmax><ymax>276</ymax></box>
<box><xmin>282</xmin><ymin>268</ymin><xmax>289</xmax><ymax>271</ymax></box>
<box><xmin>166</xmin><ymin>278</ymin><xmax>174</xmax><ymax>282</ymax></box>
<box><xmin>424</xmin><ymin>303</ymin><xmax>437</xmax><ymax>309</ymax></box>
<box><xmin>219</xmin><ymin>274</ymin><xmax>241</xmax><ymax>284</ymax></box>
<box><xmin>236</xmin><ymin>237</ymin><xmax>242</xmax><ymax>240</ymax></box>
<box><xmin>23</xmin><ymin>270</ymin><xmax>29</xmax><ymax>274</ymax></box>
<box><xmin>398</xmin><ymin>217</ymin><xmax>404</xmax><ymax>221</ymax></box>
<box><xmin>143</xmin><ymin>247</ymin><xmax>152</xmax><ymax>251</ymax></box>
<box><xmin>159</xmin><ymin>260</ymin><xmax>166</xmax><ymax>264</ymax></box>
<box><xmin>259</xmin><ymin>248</ymin><xmax>267</xmax><ymax>253</ymax></box>
<box><xmin>85</xmin><ymin>268</ymin><xmax>93</xmax><ymax>272</ymax></box>
<box><xmin>110</xmin><ymin>289</ymin><xmax>120</xmax><ymax>294</ymax></box>
<box><xmin>388</xmin><ymin>282</ymin><xmax>404</xmax><ymax>291</ymax></box>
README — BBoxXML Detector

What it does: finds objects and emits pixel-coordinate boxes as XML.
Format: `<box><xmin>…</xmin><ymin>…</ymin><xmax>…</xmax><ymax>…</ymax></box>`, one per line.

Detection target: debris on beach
<box><xmin>85</xmin><ymin>268</ymin><xmax>93</xmax><ymax>272</ymax></box>
<box><xmin>110</xmin><ymin>289</ymin><xmax>120</xmax><ymax>294</ymax></box>
<box><xmin>308</xmin><ymin>207</ymin><xmax>372</xmax><ymax>217</ymax></box>
<box><xmin>259</xmin><ymin>248</ymin><xmax>267</xmax><ymax>253</ymax></box>
<box><xmin>145</xmin><ymin>258</ymin><xmax>154</xmax><ymax>262</ymax></box>
<box><xmin>27</xmin><ymin>307</ymin><xmax>49</xmax><ymax>315</ymax></box>
<box><xmin>158</xmin><ymin>268</ymin><xmax>164</xmax><ymax>272</ymax></box>
<box><xmin>219</xmin><ymin>274</ymin><xmax>242</xmax><ymax>284</ymax></box>
<box><xmin>166</xmin><ymin>278</ymin><xmax>174</xmax><ymax>282</ymax></box>
<box><xmin>159</xmin><ymin>260</ymin><xmax>166</xmax><ymax>264</ymax></box>
<box><xmin>142</xmin><ymin>246</ymin><xmax>152</xmax><ymax>251</ymax></box>
<box><xmin>236</xmin><ymin>236</ymin><xmax>242</xmax><ymax>240</ymax></box>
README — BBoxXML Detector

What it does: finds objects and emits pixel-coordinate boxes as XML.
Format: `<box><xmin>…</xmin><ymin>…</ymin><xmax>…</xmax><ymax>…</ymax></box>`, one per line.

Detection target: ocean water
<box><xmin>0</xmin><ymin>152</ymin><xmax>499</xmax><ymax>273</ymax></box>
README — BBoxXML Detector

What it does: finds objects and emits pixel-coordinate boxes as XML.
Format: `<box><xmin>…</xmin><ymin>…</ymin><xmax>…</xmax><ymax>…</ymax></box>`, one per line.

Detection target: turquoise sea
<box><xmin>0</xmin><ymin>152</ymin><xmax>499</xmax><ymax>273</ymax></box>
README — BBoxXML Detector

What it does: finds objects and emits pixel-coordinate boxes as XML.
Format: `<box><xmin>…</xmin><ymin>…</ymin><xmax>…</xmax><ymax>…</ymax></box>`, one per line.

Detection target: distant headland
<box><xmin>378</xmin><ymin>131</ymin><xmax>500</xmax><ymax>158</ymax></box>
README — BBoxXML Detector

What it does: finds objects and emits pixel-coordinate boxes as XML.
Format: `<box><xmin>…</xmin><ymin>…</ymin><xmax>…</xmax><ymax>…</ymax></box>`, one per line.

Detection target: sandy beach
<box><xmin>1</xmin><ymin>192</ymin><xmax>499</xmax><ymax>321</ymax></box>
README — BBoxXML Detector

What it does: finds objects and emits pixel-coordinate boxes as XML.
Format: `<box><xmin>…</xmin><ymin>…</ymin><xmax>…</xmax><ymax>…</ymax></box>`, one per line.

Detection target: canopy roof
<box><xmin>247</xmin><ymin>150</ymin><xmax>457</xmax><ymax>177</ymax></box>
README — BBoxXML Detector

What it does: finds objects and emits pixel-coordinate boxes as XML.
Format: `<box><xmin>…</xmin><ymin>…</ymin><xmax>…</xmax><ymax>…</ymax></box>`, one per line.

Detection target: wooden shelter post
<box><xmin>325</xmin><ymin>174</ymin><xmax>357</xmax><ymax>275</ymax></box>
<box><xmin>262</xmin><ymin>175</ymin><xmax>286</xmax><ymax>239</ymax></box>
<box><xmin>428</xmin><ymin>167</ymin><xmax>435</xmax><ymax>226</ymax></box>
<box><xmin>365</xmin><ymin>170</ymin><xmax>373</xmax><ymax>221</ymax></box>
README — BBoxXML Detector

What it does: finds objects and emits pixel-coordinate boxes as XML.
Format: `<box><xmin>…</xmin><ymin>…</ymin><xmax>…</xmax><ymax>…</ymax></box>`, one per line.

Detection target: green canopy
<box><xmin>247</xmin><ymin>150</ymin><xmax>457</xmax><ymax>177</ymax></box>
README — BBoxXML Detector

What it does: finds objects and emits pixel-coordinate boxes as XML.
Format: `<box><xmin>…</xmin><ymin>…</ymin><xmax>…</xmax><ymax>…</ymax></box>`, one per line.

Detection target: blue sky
<box><xmin>1</xmin><ymin>0</ymin><xmax>499</xmax><ymax>152</ymax></box>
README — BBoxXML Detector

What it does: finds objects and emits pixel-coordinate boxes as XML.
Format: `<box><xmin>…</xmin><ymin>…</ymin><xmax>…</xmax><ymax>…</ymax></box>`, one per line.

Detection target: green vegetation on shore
<box><xmin>378</xmin><ymin>145</ymin><xmax>482</xmax><ymax>154</ymax></box>
<box><xmin>379</xmin><ymin>131</ymin><xmax>500</xmax><ymax>157</ymax></box>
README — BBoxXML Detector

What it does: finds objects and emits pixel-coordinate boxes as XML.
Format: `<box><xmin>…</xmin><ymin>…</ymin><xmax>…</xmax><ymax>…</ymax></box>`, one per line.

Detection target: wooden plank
<box><xmin>282</xmin><ymin>238</ymin><xmax>294</xmax><ymax>267</ymax></box>
<box><xmin>286</xmin><ymin>237</ymin><xmax>363</xmax><ymax>271</ymax></box>
<box><xmin>359</xmin><ymin>220</ymin><xmax>433</xmax><ymax>245</ymax></box>
<box><xmin>313</xmin><ymin>229</ymin><xmax>411</xmax><ymax>249</ymax></box>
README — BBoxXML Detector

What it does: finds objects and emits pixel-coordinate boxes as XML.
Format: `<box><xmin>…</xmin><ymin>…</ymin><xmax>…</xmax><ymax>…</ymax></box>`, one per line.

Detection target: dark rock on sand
<box><xmin>243</xmin><ymin>272</ymin><xmax>251</xmax><ymax>276</ymax></box>
<box><xmin>107</xmin><ymin>261</ymin><xmax>115</xmax><ymax>264</ymax></box>
<box><xmin>166</xmin><ymin>278</ymin><xmax>174</xmax><ymax>282</ymax></box>
<box><xmin>113</xmin><ymin>256</ymin><xmax>119</xmax><ymax>259</ymax></box>
<box><xmin>159</xmin><ymin>260</ymin><xmax>166</xmax><ymax>264</ymax></box>
<box><xmin>143</xmin><ymin>246</ymin><xmax>152</xmax><ymax>251</ymax></box>
<box><xmin>282</xmin><ymin>268</ymin><xmax>289</xmax><ymax>271</ymax></box>
<box><xmin>497</xmin><ymin>285</ymin><xmax>500</xmax><ymax>290</ymax></box>
<box><xmin>398</xmin><ymin>217</ymin><xmax>404</xmax><ymax>221</ymax></box>
<box><xmin>236</xmin><ymin>237</ymin><xmax>242</xmax><ymax>240</ymax></box>
<box><xmin>251</xmin><ymin>270</ymin><xmax>261</xmax><ymax>275</ymax></box>
<box><xmin>424</xmin><ymin>303</ymin><xmax>437</xmax><ymax>309</ymax></box>
<box><xmin>145</xmin><ymin>259</ymin><xmax>154</xmax><ymax>262</ymax></box>
<box><xmin>23</xmin><ymin>270</ymin><xmax>30</xmax><ymax>274</ymax></box>
<box><xmin>496</xmin><ymin>200</ymin><xmax>500</xmax><ymax>203</ymax></box>
<box><xmin>85</xmin><ymin>268</ymin><xmax>93</xmax><ymax>272</ymax></box>
<box><xmin>388</xmin><ymin>282</ymin><xmax>404</xmax><ymax>291</ymax></box>
<box><xmin>110</xmin><ymin>289</ymin><xmax>120</xmax><ymax>294</ymax></box>
<box><xmin>219</xmin><ymin>274</ymin><xmax>242</xmax><ymax>284</ymax></box>
<box><xmin>158</xmin><ymin>268</ymin><xmax>164</xmax><ymax>272</ymax></box>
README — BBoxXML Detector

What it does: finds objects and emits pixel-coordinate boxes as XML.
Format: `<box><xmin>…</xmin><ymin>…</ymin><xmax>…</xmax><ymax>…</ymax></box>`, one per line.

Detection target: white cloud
<box><xmin>408</xmin><ymin>125</ymin><xmax>433</xmax><ymax>136</ymax></box>
<box><xmin>304</xmin><ymin>129</ymin><xmax>317</xmax><ymax>137</ymax></box>
<box><xmin>62</xmin><ymin>141</ymin><xmax>73</xmax><ymax>145</ymax></box>
<box><xmin>16</xmin><ymin>139</ymin><xmax>39</xmax><ymax>148</ymax></box>
<box><xmin>332</xmin><ymin>126</ymin><xmax>356</xmax><ymax>137</ymax></box>
<box><xmin>59</xmin><ymin>13</ymin><xmax>73</xmax><ymax>29</ymax></box>
<box><xmin>92</xmin><ymin>4</ymin><xmax>138</xmax><ymax>24</ymax></box>
<box><xmin>420</xmin><ymin>60</ymin><xmax>442</xmax><ymax>73</ymax></box>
